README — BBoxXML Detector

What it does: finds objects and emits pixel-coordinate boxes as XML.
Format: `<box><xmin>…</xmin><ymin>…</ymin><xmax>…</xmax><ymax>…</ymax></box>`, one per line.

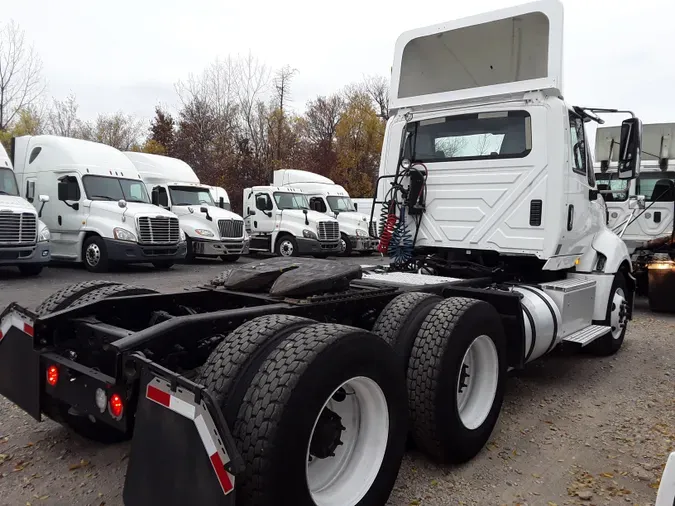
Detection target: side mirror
<box><xmin>38</xmin><ymin>194</ymin><xmax>49</xmax><ymax>203</ymax></box>
<box><xmin>248</xmin><ymin>209</ymin><xmax>256</xmax><ymax>216</ymax></box>
<box><xmin>255</xmin><ymin>196</ymin><xmax>267</xmax><ymax>210</ymax></box>
<box><xmin>151</xmin><ymin>190</ymin><xmax>159</xmax><ymax>206</ymax></box>
<box><xmin>354</xmin><ymin>203</ymin><xmax>358</xmax><ymax>211</ymax></box>
<box><xmin>200</xmin><ymin>206</ymin><xmax>208</xmax><ymax>213</ymax></box>
<box><xmin>618</xmin><ymin>117</ymin><xmax>642</xmax><ymax>180</ymax></box>
<box><xmin>118</xmin><ymin>199</ymin><xmax>127</xmax><ymax>208</ymax></box>
<box><xmin>628</xmin><ymin>195</ymin><xmax>646</xmax><ymax>210</ymax></box>
<box><xmin>219</xmin><ymin>196</ymin><xmax>225</xmax><ymax>209</ymax></box>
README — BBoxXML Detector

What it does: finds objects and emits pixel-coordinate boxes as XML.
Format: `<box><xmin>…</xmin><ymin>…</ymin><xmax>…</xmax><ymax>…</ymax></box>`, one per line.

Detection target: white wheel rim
<box><xmin>340</xmin><ymin>238</ymin><xmax>347</xmax><ymax>253</ymax></box>
<box><xmin>280</xmin><ymin>240</ymin><xmax>294</xmax><ymax>256</ymax></box>
<box><xmin>456</xmin><ymin>335</ymin><xmax>499</xmax><ymax>430</ymax></box>
<box><xmin>86</xmin><ymin>244</ymin><xmax>100</xmax><ymax>266</ymax></box>
<box><xmin>610</xmin><ymin>287</ymin><xmax>626</xmax><ymax>339</ymax></box>
<box><xmin>306</xmin><ymin>376</ymin><xmax>389</xmax><ymax>506</ymax></box>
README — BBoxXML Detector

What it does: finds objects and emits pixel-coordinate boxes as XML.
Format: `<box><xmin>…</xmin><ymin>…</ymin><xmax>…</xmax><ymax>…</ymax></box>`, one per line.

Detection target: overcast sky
<box><xmin>3</xmin><ymin>0</ymin><xmax>675</xmax><ymax>137</ymax></box>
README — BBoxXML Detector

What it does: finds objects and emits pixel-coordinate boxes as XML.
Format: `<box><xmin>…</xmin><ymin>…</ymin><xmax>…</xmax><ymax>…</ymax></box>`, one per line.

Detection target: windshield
<box><xmin>169</xmin><ymin>186</ymin><xmax>215</xmax><ymax>206</ymax></box>
<box><xmin>0</xmin><ymin>168</ymin><xmax>19</xmax><ymax>196</ymax></box>
<box><xmin>273</xmin><ymin>192</ymin><xmax>309</xmax><ymax>210</ymax></box>
<box><xmin>83</xmin><ymin>175</ymin><xmax>150</xmax><ymax>203</ymax></box>
<box><xmin>595</xmin><ymin>173</ymin><xmax>629</xmax><ymax>202</ymax></box>
<box><xmin>326</xmin><ymin>196</ymin><xmax>355</xmax><ymax>212</ymax></box>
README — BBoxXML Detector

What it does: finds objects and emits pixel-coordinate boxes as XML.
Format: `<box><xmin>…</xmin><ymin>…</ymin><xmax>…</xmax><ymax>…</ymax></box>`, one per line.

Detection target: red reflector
<box><xmin>210</xmin><ymin>451</ymin><xmax>234</xmax><ymax>493</ymax></box>
<box><xmin>109</xmin><ymin>393</ymin><xmax>124</xmax><ymax>418</ymax></box>
<box><xmin>146</xmin><ymin>384</ymin><xmax>171</xmax><ymax>407</ymax></box>
<box><xmin>23</xmin><ymin>323</ymin><xmax>34</xmax><ymax>336</ymax></box>
<box><xmin>46</xmin><ymin>365</ymin><xmax>58</xmax><ymax>386</ymax></box>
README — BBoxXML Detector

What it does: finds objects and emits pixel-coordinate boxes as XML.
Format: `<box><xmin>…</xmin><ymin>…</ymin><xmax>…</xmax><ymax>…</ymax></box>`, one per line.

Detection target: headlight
<box><xmin>179</xmin><ymin>229</ymin><xmax>186</xmax><ymax>241</ymax></box>
<box><xmin>195</xmin><ymin>229</ymin><xmax>215</xmax><ymax>237</ymax></box>
<box><xmin>355</xmin><ymin>228</ymin><xmax>367</xmax><ymax>237</ymax></box>
<box><xmin>38</xmin><ymin>227</ymin><xmax>50</xmax><ymax>242</ymax></box>
<box><xmin>303</xmin><ymin>229</ymin><xmax>317</xmax><ymax>239</ymax></box>
<box><xmin>113</xmin><ymin>227</ymin><xmax>137</xmax><ymax>242</ymax></box>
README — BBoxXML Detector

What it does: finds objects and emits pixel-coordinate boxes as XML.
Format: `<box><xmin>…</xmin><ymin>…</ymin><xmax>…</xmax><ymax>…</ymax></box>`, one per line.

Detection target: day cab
<box><xmin>124</xmin><ymin>152</ymin><xmax>249</xmax><ymax>262</ymax></box>
<box><xmin>243</xmin><ymin>185</ymin><xmax>341</xmax><ymax>257</ymax></box>
<box><xmin>11</xmin><ymin>135</ymin><xmax>186</xmax><ymax>272</ymax></box>
<box><xmin>273</xmin><ymin>169</ymin><xmax>377</xmax><ymax>255</ymax></box>
<box><xmin>0</xmin><ymin>142</ymin><xmax>51</xmax><ymax>276</ymax></box>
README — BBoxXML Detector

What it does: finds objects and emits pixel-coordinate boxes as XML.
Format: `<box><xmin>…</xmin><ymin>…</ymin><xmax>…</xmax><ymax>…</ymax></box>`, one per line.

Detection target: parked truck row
<box><xmin>1</xmin><ymin>135</ymin><xmax>376</xmax><ymax>276</ymax></box>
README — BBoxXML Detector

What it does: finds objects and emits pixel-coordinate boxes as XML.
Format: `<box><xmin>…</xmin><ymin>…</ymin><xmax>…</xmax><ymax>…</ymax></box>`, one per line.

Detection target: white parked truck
<box><xmin>11</xmin><ymin>135</ymin><xmax>185</xmax><ymax>273</ymax></box>
<box><xmin>124</xmin><ymin>152</ymin><xmax>249</xmax><ymax>262</ymax></box>
<box><xmin>0</xmin><ymin>2</ymin><xmax>652</xmax><ymax>506</ymax></box>
<box><xmin>0</xmin><ymin>142</ymin><xmax>51</xmax><ymax>276</ymax></box>
<box><xmin>272</xmin><ymin>169</ymin><xmax>378</xmax><ymax>255</ymax></box>
<box><xmin>243</xmin><ymin>185</ymin><xmax>341</xmax><ymax>256</ymax></box>
<box><xmin>595</xmin><ymin>122</ymin><xmax>675</xmax><ymax>311</ymax></box>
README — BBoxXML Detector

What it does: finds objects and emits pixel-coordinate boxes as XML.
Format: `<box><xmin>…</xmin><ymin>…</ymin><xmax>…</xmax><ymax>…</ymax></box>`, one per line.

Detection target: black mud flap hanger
<box><xmin>123</xmin><ymin>354</ymin><xmax>244</xmax><ymax>506</ymax></box>
<box><xmin>0</xmin><ymin>304</ymin><xmax>41</xmax><ymax>420</ymax></box>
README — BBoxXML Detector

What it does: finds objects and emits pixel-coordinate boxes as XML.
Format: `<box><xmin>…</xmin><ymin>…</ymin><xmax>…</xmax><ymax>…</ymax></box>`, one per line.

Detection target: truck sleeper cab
<box><xmin>244</xmin><ymin>186</ymin><xmax>341</xmax><ymax>256</ymax></box>
<box><xmin>124</xmin><ymin>152</ymin><xmax>249</xmax><ymax>263</ymax></box>
<box><xmin>11</xmin><ymin>136</ymin><xmax>186</xmax><ymax>273</ymax></box>
<box><xmin>0</xmin><ymin>143</ymin><xmax>51</xmax><ymax>276</ymax></box>
<box><xmin>273</xmin><ymin>169</ymin><xmax>378</xmax><ymax>255</ymax></box>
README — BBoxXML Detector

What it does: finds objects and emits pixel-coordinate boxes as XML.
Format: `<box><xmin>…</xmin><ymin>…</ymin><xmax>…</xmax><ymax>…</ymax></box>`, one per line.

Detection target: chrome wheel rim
<box><xmin>279</xmin><ymin>240</ymin><xmax>294</xmax><ymax>257</ymax></box>
<box><xmin>86</xmin><ymin>243</ymin><xmax>101</xmax><ymax>267</ymax></box>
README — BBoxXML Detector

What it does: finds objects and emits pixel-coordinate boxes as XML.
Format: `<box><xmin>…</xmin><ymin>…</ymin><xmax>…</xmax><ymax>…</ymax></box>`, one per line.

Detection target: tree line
<box><xmin>0</xmin><ymin>20</ymin><xmax>389</xmax><ymax>213</ymax></box>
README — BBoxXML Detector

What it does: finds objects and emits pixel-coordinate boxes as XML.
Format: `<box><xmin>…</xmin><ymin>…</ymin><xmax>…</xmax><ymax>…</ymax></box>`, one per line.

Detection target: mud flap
<box><xmin>123</xmin><ymin>358</ymin><xmax>242</xmax><ymax>506</ymax></box>
<box><xmin>0</xmin><ymin>305</ymin><xmax>40</xmax><ymax>420</ymax></box>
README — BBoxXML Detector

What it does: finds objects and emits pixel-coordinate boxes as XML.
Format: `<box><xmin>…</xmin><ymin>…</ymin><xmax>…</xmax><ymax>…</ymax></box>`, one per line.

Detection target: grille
<box><xmin>369</xmin><ymin>221</ymin><xmax>379</xmax><ymax>238</ymax></box>
<box><xmin>138</xmin><ymin>216</ymin><xmax>181</xmax><ymax>244</ymax></box>
<box><xmin>0</xmin><ymin>212</ymin><xmax>37</xmax><ymax>245</ymax></box>
<box><xmin>218</xmin><ymin>219</ymin><xmax>244</xmax><ymax>239</ymax></box>
<box><xmin>318</xmin><ymin>221</ymin><xmax>339</xmax><ymax>241</ymax></box>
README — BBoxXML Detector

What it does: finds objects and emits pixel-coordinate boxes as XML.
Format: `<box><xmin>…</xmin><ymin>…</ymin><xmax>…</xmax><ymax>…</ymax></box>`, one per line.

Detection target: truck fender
<box><xmin>577</xmin><ymin>229</ymin><xmax>632</xmax><ymax>275</ymax></box>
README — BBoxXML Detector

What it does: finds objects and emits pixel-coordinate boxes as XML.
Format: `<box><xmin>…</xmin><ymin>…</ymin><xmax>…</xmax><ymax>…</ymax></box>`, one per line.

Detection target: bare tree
<box><xmin>47</xmin><ymin>93</ymin><xmax>84</xmax><ymax>137</ymax></box>
<box><xmin>273</xmin><ymin>65</ymin><xmax>297</xmax><ymax>160</ymax></box>
<box><xmin>0</xmin><ymin>21</ymin><xmax>45</xmax><ymax>130</ymax></box>
<box><xmin>80</xmin><ymin>112</ymin><xmax>146</xmax><ymax>151</ymax></box>
<box><xmin>237</xmin><ymin>52</ymin><xmax>272</xmax><ymax>165</ymax></box>
<box><xmin>304</xmin><ymin>94</ymin><xmax>344</xmax><ymax>147</ymax></box>
<box><xmin>473</xmin><ymin>134</ymin><xmax>493</xmax><ymax>156</ymax></box>
<box><xmin>362</xmin><ymin>75</ymin><xmax>389</xmax><ymax>120</ymax></box>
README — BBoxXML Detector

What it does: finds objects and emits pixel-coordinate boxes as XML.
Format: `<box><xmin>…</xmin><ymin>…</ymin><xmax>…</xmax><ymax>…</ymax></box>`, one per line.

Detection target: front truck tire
<box><xmin>83</xmin><ymin>235</ymin><xmax>110</xmax><ymax>273</ymax></box>
<box><xmin>587</xmin><ymin>271</ymin><xmax>629</xmax><ymax>356</ymax></box>
<box><xmin>220</xmin><ymin>255</ymin><xmax>240</xmax><ymax>262</ymax></box>
<box><xmin>408</xmin><ymin>297</ymin><xmax>507</xmax><ymax>464</ymax></box>
<box><xmin>35</xmin><ymin>282</ymin><xmax>157</xmax><ymax>443</ymax></box>
<box><xmin>233</xmin><ymin>323</ymin><xmax>408</xmax><ymax>506</ymax></box>
<box><xmin>152</xmin><ymin>261</ymin><xmax>174</xmax><ymax>270</ymax></box>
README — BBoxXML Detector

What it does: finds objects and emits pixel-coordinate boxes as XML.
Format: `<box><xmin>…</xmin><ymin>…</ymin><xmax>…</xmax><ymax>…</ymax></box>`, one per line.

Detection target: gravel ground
<box><xmin>0</xmin><ymin>258</ymin><xmax>672</xmax><ymax>506</ymax></box>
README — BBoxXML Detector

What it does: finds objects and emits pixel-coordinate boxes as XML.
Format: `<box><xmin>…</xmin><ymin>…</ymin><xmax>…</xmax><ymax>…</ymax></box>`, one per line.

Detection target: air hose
<box><xmin>388</xmin><ymin>206</ymin><xmax>414</xmax><ymax>265</ymax></box>
<box><xmin>378</xmin><ymin>205</ymin><xmax>398</xmax><ymax>254</ymax></box>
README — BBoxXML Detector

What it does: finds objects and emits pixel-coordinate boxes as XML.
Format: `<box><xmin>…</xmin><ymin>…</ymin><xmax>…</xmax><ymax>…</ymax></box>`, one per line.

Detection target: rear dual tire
<box><xmin>199</xmin><ymin>316</ymin><xmax>407</xmax><ymax>506</ymax></box>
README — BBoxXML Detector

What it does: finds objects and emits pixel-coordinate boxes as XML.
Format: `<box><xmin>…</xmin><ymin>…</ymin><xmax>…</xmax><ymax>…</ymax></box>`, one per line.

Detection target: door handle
<box><xmin>58</xmin><ymin>216</ymin><xmax>62</xmax><ymax>226</ymax></box>
<box><xmin>567</xmin><ymin>205</ymin><xmax>574</xmax><ymax>231</ymax></box>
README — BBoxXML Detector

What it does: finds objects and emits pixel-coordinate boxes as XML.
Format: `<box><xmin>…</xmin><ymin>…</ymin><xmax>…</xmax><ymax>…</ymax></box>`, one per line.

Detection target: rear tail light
<box><xmin>46</xmin><ymin>365</ymin><xmax>58</xmax><ymax>386</ymax></box>
<box><xmin>109</xmin><ymin>393</ymin><xmax>124</xmax><ymax>419</ymax></box>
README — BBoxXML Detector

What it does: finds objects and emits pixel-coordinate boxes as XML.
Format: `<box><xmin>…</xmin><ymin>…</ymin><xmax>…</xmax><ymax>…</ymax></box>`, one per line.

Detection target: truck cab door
<box><xmin>563</xmin><ymin>110</ymin><xmax>597</xmax><ymax>255</ymax></box>
<box><xmin>249</xmin><ymin>192</ymin><xmax>275</xmax><ymax>234</ymax></box>
<box><xmin>635</xmin><ymin>173</ymin><xmax>675</xmax><ymax>239</ymax></box>
<box><xmin>53</xmin><ymin>174</ymin><xmax>85</xmax><ymax>260</ymax></box>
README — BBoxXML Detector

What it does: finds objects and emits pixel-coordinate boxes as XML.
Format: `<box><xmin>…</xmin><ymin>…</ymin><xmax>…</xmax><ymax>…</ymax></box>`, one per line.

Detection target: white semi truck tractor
<box><xmin>0</xmin><ymin>3</ymin><xmax>652</xmax><ymax>506</ymax></box>
<box><xmin>125</xmin><ymin>152</ymin><xmax>249</xmax><ymax>263</ymax></box>
<box><xmin>243</xmin><ymin>184</ymin><xmax>341</xmax><ymax>257</ymax></box>
<box><xmin>595</xmin><ymin>122</ymin><xmax>675</xmax><ymax>311</ymax></box>
<box><xmin>0</xmin><ymin>142</ymin><xmax>51</xmax><ymax>276</ymax></box>
<box><xmin>272</xmin><ymin>169</ymin><xmax>378</xmax><ymax>255</ymax></box>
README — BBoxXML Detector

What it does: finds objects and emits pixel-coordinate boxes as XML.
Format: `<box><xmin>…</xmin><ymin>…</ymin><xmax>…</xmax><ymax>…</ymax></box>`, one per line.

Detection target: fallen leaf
<box><xmin>601</xmin><ymin>472</ymin><xmax>614</xmax><ymax>478</ymax></box>
<box><xmin>69</xmin><ymin>459</ymin><xmax>90</xmax><ymax>471</ymax></box>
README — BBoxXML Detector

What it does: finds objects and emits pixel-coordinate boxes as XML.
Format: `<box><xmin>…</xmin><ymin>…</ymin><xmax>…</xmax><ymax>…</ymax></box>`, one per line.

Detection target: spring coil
<box><xmin>388</xmin><ymin>209</ymin><xmax>414</xmax><ymax>264</ymax></box>
<box><xmin>377</xmin><ymin>201</ymin><xmax>391</xmax><ymax>238</ymax></box>
<box><xmin>378</xmin><ymin>212</ymin><xmax>398</xmax><ymax>254</ymax></box>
